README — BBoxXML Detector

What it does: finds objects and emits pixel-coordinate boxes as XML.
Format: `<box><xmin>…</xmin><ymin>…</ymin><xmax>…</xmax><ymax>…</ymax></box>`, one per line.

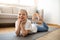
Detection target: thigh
<box><xmin>37</xmin><ymin>24</ymin><xmax>48</xmax><ymax>32</ymax></box>
<box><xmin>42</xmin><ymin>22</ymin><xmax>48</xmax><ymax>29</ymax></box>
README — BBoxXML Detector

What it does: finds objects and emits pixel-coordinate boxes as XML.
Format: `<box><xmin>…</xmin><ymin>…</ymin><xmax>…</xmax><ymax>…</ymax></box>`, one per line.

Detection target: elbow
<box><xmin>22</xmin><ymin>32</ymin><xmax>28</xmax><ymax>37</ymax></box>
<box><xmin>15</xmin><ymin>31</ymin><xmax>20</xmax><ymax>36</ymax></box>
<box><xmin>21</xmin><ymin>33</ymin><xmax>27</xmax><ymax>37</ymax></box>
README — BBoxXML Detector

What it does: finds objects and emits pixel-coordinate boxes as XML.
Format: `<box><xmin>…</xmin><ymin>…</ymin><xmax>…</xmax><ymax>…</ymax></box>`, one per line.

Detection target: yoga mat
<box><xmin>0</xmin><ymin>27</ymin><xmax>59</xmax><ymax>40</ymax></box>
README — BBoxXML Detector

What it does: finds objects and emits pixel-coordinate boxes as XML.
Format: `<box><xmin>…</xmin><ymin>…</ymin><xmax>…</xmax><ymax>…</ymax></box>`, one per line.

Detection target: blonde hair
<box><xmin>18</xmin><ymin>9</ymin><xmax>28</xmax><ymax>16</ymax></box>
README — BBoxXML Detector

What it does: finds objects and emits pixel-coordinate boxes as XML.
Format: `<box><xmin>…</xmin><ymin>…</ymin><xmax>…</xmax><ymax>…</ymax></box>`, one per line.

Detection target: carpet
<box><xmin>0</xmin><ymin>27</ymin><xmax>59</xmax><ymax>40</ymax></box>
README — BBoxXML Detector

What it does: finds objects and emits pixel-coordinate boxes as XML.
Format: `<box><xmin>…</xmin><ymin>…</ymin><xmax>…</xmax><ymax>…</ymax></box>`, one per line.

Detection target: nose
<box><xmin>20</xmin><ymin>14</ymin><xmax>23</xmax><ymax>17</ymax></box>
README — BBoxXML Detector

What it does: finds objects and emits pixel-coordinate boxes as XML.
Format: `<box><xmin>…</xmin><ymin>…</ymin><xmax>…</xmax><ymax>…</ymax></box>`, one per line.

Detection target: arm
<box><xmin>32</xmin><ymin>14</ymin><xmax>36</xmax><ymax>21</ymax></box>
<box><xmin>15</xmin><ymin>20</ymin><xmax>21</xmax><ymax>36</ymax></box>
<box><xmin>20</xmin><ymin>23</ymin><xmax>30</xmax><ymax>37</ymax></box>
<box><xmin>36</xmin><ymin>14</ymin><xmax>43</xmax><ymax>24</ymax></box>
<box><xmin>32</xmin><ymin>13</ymin><xmax>39</xmax><ymax>22</ymax></box>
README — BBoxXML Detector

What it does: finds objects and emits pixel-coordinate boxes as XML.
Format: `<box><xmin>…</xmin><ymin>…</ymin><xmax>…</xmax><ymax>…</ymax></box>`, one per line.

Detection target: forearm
<box><xmin>21</xmin><ymin>26</ymin><xmax>29</xmax><ymax>37</ymax></box>
<box><xmin>37</xmin><ymin>16</ymin><xmax>43</xmax><ymax>24</ymax></box>
<box><xmin>15</xmin><ymin>23</ymin><xmax>20</xmax><ymax>36</ymax></box>
<box><xmin>36</xmin><ymin>21</ymin><xmax>43</xmax><ymax>24</ymax></box>
<box><xmin>15</xmin><ymin>27</ymin><xmax>20</xmax><ymax>36</ymax></box>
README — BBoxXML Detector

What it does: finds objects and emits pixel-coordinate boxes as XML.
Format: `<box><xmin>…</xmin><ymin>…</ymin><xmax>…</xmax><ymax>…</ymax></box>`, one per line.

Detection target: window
<box><xmin>0</xmin><ymin>0</ymin><xmax>35</xmax><ymax>6</ymax></box>
<box><xmin>0</xmin><ymin>0</ymin><xmax>18</xmax><ymax>4</ymax></box>
<box><xmin>19</xmin><ymin>0</ymin><xmax>35</xmax><ymax>6</ymax></box>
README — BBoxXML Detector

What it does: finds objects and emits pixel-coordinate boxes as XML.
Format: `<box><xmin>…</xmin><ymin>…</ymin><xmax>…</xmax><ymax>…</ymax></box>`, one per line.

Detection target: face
<box><xmin>18</xmin><ymin>10</ymin><xmax>27</xmax><ymax>22</ymax></box>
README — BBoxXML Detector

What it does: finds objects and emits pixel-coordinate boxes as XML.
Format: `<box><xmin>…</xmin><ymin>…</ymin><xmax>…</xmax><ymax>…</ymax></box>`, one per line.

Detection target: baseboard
<box><xmin>0</xmin><ymin>23</ymin><xmax>60</xmax><ymax>28</ymax></box>
<box><xmin>0</xmin><ymin>23</ymin><xmax>15</xmax><ymax>28</ymax></box>
<box><xmin>47</xmin><ymin>23</ymin><xmax>60</xmax><ymax>28</ymax></box>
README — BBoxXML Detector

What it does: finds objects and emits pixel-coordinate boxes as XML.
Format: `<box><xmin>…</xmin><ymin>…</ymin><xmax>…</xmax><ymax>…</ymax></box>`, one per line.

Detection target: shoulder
<box><xmin>33</xmin><ymin>13</ymin><xmax>39</xmax><ymax>16</ymax></box>
<box><xmin>33</xmin><ymin>13</ymin><xmax>37</xmax><ymax>15</ymax></box>
<box><xmin>25</xmin><ymin>19</ymin><xmax>31</xmax><ymax>26</ymax></box>
<box><xmin>26</xmin><ymin>19</ymin><xmax>31</xmax><ymax>24</ymax></box>
<box><xmin>15</xmin><ymin>20</ymin><xmax>18</xmax><ymax>24</ymax></box>
<box><xmin>25</xmin><ymin>19</ymin><xmax>32</xmax><ymax>30</ymax></box>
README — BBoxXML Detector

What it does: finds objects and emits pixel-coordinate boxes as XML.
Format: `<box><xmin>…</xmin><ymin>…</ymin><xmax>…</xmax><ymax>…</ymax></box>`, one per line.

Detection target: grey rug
<box><xmin>0</xmin><ymin>27</ymin><xmax>59</xmax><ymax>40</ymax></box>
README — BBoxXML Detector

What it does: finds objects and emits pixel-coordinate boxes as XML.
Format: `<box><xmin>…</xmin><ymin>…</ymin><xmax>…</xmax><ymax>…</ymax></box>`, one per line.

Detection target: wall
<box><xmin>37</xmin><ymin>0</ymin><xmax>60</xmax><ymax>25</ymax></box>
<box><xmin>59</xmin><ymin>0</ymin><xmax>60</xmax><ymax>24</ymax></box>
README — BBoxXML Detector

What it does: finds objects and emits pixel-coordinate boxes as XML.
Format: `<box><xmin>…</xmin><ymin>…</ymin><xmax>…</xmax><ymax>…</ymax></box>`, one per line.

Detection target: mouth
<box><xmin>21</xmin><ymin>17</ymin><xmax>24</xmax><ymax>19</ymax></box>
<box><xmin>20</xmin><ymin>17</ymin><xmax>24</xmax><ymax>20</ymax></box>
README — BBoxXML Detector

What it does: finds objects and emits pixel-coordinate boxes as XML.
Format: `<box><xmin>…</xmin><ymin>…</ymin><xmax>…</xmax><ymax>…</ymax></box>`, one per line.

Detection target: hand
<box><xmin>21</xmin><ymin>20</ymin><xmax>27</xmax><ymax>24</ymax></box>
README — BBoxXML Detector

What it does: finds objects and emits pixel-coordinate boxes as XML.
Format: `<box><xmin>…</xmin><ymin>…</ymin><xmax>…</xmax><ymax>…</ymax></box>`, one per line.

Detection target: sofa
<box><xmin>0</xmin><ymin>6</ymin><xmax>35</xmax><ymax>23</ymax></box>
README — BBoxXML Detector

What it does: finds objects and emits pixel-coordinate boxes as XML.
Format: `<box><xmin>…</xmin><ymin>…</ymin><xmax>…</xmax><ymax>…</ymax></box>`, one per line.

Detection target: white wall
<box><xmin>37</xmin><ymin>0</ymin><xmax>60</xmax><ymax>25</ymax></box>
<box><xmin>59</xmin><ymin>0</ymin><xmax>60</xmax><ymax>24</ymax></box>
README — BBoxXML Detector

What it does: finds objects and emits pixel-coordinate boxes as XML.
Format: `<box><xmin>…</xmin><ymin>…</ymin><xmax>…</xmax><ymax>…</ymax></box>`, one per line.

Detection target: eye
<box><xmin>19</xmin><ymin>14</ymin><xmax>21</xmax><ymax>15</ymax></box>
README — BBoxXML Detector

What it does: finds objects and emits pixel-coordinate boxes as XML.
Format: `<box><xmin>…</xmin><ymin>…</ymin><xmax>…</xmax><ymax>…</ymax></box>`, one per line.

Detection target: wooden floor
<box><xmin>0</xmin><ymin>27</ymin><xmax>15</xmax><ymax>34</ymax></box>
<box><xmin>36</xmin><ymin>29</ymin><xmax>60</xmax><ymax>40</ymax></box>
<box><xmin>0</xmin><ymin>25</ymin><xmax>60</xmax><ymax>34</ymax></box>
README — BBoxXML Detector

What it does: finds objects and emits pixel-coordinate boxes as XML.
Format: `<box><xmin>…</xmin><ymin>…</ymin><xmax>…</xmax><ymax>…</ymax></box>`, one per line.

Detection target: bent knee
<box><xmin>44</xmin><ymin>28</ymin><xmax>48</xmax><ymax>32</ymax></box>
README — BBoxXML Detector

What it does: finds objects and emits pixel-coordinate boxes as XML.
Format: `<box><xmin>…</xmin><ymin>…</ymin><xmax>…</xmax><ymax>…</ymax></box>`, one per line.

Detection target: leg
<box><xmin>37</xmin><ymin>22</ymin><xmax>48</xmax><ymax>32</ymax></box>
<box><xmin>42</xmin><ymin>22</ymin><xmax>48</xmax><ymax>30</ymax></box>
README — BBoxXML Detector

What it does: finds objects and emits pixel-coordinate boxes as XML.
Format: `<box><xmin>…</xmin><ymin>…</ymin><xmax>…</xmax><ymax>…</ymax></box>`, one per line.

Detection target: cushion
<box><xmin>2</xmin><ymin>7</ymin><xmax>12</xmax><ymax>14</ymax></box>
<box><xmin>0</xmin><ymin>10</ymin><xmax>1</xmax><ymax>13</ymax></box>
<box><xmin>12</xmin><ymin>7</ymin><xmax>19</xmax><ymax>14</ymax></box>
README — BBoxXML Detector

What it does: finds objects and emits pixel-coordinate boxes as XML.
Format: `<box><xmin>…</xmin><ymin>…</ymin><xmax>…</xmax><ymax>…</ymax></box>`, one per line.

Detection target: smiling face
<box><xmin>18</xmin><ymin>9</ymin><xmax>28</xmax><ymax>22</ymax></box>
